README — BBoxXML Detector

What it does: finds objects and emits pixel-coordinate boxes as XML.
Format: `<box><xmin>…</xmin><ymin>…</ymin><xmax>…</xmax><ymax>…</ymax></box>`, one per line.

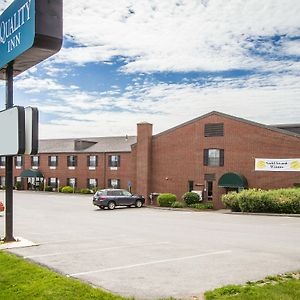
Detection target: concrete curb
<box><xmin>146</xmin><ymin>206</ymin><xmax>300</xmax><ymax>217</ymax></box>
<box><xmin>145</xmin><ymin>206</ymin><xmax>225</xmax><ymax>213</ymax></box>
<box><xmin>225</xmin><ymin>212</ymin><xmax>300</xmax><ymax>218</ymax></box>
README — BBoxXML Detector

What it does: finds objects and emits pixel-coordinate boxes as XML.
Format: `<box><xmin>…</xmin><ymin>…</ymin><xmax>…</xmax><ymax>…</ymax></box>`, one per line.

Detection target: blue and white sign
<box><xmin>0</xmin><ymin>0</ymin><xmax>35</xmax><ymax>69</ymax></box>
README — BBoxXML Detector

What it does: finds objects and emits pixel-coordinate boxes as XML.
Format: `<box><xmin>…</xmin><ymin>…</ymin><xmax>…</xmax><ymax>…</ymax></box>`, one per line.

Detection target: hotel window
<box><xmin>88</xmin><ymin>155</ymin><xmax>98</xmax><ymax>168</ymax></box>
<box><xmin>15</xmin><ymin>156</ymin><xmax>23</xmax><ymax>168</ymax></box>
<box><xmin>87</xmin><ymin>178</ymin><xmax>98</xmax><ymax>189</ymax></box>
<box><xmin>0</xmin><ymin>156</ymin><xmax>5</xmax><ymax>168</ymax></box>
<box><xmin>67</xmin><ymin>178</ymin><xmax>77</xmax><ymax>188</ymax></box>
<box><xmin>109</xmin><ymin>155</ymin><xmax>120</xmax><ymax>167</ymax></box>
<box><xmin>67</xmin><ymin>155</ymin><xmax>77</xmax><ymax>167</ymax></box>
<box><xmin>108</xmin><ymin>179</ymin><xmax>120</xmax><ymax>189</ymax></box>
<box><xmin>0</xmin><ymin>176</ymin><xmax>5</xmax><ymax>187</ymax></box>
<box><xmin>31</xmin><ymin>156</ymin><xmax>40</xmax><ymax>168</ymax></box>
<box><xmin>48</xmin><ymin>156</ymin><xmax>58</xmax><ymax>167</ymax></box>
<box><xmin>204</xmin><ymin>149</ymin><xmax>224</xmax><ymax>166</ymax></box>
<box><xmin>48</xmin><ymin>177</ymin><xmax>58</xmax><ymax>188</ymax></box>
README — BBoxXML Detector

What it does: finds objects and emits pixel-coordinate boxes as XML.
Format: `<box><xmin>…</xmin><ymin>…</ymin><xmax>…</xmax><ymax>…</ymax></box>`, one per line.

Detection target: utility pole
<box><xmin>4</xmin><ymin>61</ymin><xmax>15</xmax><ymax>242</ymax></box>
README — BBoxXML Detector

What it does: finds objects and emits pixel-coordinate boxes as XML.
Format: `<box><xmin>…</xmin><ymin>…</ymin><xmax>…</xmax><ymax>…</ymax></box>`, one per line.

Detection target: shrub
<box><xmin>157</xmin><ymin>193</ymin><xmax>177</xmax><ymax>207</ymax></box>
<box><xmin>171</xmin><ymin>201</ymin><xmax>186</xmax><ymax>208</ymax></box>
<box><xmin>189</xmin><ymin>202</ymin><xmax>214</xmax><ymax>209</ymax></box>
<box><xmin>222</xmin><ymin>192</ymin><xmax>241</xmax><ymax>212</ymax></box>
<box><xmin>45</xmin><ymin>186</ymin><xmax>53</xmax><ymax>192</ymax></box>
<box><xmin>182</xmin><ymin>192</ymin><xmax>200</xmax><ymax>205</ymax></box>
<box><xmin>14</xmin><ymin>182</ymin><xmax>22</xmax><ymax>190</ymax></box>
<box><xmin>80</xmin><ymin>188</ymin><xmax>92</xmax><ymax>194</ymax></box>
<box><xmin>61</xmin><ymin>186</ymin><xmax>74</xmax><ymax>193</ymax></box>
<box><xmin>222</xmin><ymin>188</ymin><xmax>300</xmax><ymax>214</ymax></box>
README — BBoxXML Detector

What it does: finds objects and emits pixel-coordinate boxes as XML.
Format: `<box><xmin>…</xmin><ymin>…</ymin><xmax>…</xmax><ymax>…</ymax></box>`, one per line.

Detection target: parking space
<box><xmin>1</xmin><ymin>191</ymin><xmax>300</xmax><ymax>299</ymax></box>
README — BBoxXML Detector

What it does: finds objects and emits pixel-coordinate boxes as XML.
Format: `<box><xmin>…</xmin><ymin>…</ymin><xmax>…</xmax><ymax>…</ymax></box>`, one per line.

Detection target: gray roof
<box><xmin>38</xmin><ymin>136</ymin><xmax>137</xmax><ymax>154</ymax></box>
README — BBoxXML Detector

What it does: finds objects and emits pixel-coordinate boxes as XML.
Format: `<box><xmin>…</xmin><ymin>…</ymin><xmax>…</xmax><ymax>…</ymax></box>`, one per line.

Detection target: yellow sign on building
<box><xmin>255</xmin><ymin>158</ymin><xmax>300</xmax><ymax>172</ymax></box>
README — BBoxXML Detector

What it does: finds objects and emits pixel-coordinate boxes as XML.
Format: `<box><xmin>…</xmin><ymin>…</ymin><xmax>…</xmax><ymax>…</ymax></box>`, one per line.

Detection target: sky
<box><xmin>0</xmin><ymin>0</ymin><xmax>300</xmax><ymax>139</ymax></box>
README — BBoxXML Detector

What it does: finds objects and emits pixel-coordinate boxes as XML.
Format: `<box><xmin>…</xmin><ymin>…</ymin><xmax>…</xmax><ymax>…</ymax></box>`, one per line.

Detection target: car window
<box><xmin>95</xmin><ymin>191</ymin><xmax>104</xmax><ymax>196</ymax></box>
<box><xmin>112</xmin><ymin>190</ymin><xmax>123</xmax><ymax>196</ymax></box>
<box><xmin>107</xmin><ymin>191</ymin><xmax>114</xmax><ymax>196</ymax></box>
<box><xmin>122</xmin><ymin>191</ymin><xmax>132</xmax><ymax>196</ymax></box>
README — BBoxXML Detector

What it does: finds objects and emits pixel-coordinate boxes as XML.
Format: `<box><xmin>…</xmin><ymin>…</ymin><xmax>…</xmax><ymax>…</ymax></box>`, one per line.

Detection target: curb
<box><xmin>225</xmin><ymin>212</ymin><xmax>300</xmax><ymax>218</ymax></box>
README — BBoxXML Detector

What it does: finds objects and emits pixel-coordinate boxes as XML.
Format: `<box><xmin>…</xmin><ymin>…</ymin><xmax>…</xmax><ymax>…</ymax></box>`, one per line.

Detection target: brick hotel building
<box><xmin>0</xmin><ymin>111</ymin><xmax>299</xmax><ymax>208</ymax></box>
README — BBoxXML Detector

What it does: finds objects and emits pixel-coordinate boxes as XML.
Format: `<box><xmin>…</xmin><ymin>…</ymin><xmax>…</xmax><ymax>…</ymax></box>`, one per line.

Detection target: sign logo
<box><xmin>255</xmin><ymin>158</ymin><xmax>300</xmax><ymax>172</ymax></box>
<box><xmin>0</xmin><ymin>0</ymin><xmax>35</xmax><ymax>69</ymax></box>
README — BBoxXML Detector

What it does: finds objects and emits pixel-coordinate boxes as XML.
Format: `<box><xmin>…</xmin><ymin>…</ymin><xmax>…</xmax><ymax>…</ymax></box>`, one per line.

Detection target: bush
<box><xmin>171</xmin><ymin>201</ymin><xmax>186</xmax><ymax>208</ymax></box>
<box><xmin>182</xmin><ymin>192</ymin><xmax>200</xmax><ymax>205</ymax></box>
<box><xmin>45</xmin><ymin>186</ymin><xmax>53</xmax><ymax>192</ymax></box>
<box><xmin>222</xmin><ymin>192</ymin><xmax>241</xmax><ymax>212</ymax></box>
<box><xmin>61</xmin><ymin>186</ymin><xmax>74</xmax><ymax>193</ymax></box>
<box><xmin>157</xmin><ymin>193</ymin><xmax>177</xmax><ymax>207</ymax></box>
<box><xmin>14</xmin><ymin>182</ymin><xmax>22</xmax><ymax>190</ymax></box>
<box><xmin>189</xmin><ymin>202</ymin><xmax>214</xmax><ymax>210</ymax></box>
<box><xmin>80</xmin><ymin>188</ymin><xmax>92</xmax><ymax>194</ymax></box>
<box><xmin>222</xmin><ymin>188</ymin><xmax>300</xmax><ymax>214</ymax></box>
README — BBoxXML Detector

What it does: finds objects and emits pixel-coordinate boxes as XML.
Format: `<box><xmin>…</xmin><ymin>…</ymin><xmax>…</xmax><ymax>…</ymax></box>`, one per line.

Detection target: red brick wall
<box><xmin>0</xmin><ymin>152</ymin><xmax>135</xmax><ymax>192</ymax></box>
<box><xmin>136</xmin><ymin>123</ymin><xmax>152</xmax><ymax>202</ymax></box>
<box><xmin>149</xmin><ymin>114</ymin><xmax>300</xmax><ymax>208</ymax></box>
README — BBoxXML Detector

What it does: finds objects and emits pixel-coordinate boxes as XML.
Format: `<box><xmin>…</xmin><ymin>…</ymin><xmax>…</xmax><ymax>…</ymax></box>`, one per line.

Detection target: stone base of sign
<box><xmin>0</xmin><ymin>237</ymin><xmax>37</xmax><ymax>250</ymax></box>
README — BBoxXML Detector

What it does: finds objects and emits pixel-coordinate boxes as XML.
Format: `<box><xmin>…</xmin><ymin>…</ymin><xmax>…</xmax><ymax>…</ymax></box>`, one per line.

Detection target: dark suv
<box><xmin>93</xmin><ymin>189</ymin><xmax>145</xmax><ymax>210</ymax></box>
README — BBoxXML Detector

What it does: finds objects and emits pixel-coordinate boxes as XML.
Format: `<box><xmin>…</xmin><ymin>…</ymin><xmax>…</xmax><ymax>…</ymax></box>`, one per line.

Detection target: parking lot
<box><xmin>1</xmin><ymin>191</ymin><xmax>300</xmax><ymax>299</ymax></box>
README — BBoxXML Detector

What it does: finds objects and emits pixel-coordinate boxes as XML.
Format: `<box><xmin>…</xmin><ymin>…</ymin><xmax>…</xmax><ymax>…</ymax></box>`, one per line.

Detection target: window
<box><xmin>204</xmin><ymin>149</ymin><xmax>224</xmax><ymax>166</ymax></box>
<box><xmin>48</xmin><ymin>177</ymin><xmax>58</xmax><ymax>188</ymax></box>
<box><xmin>31</xmin><ymin>156</ymin><xmax>39</xmax><ymax>168</ymax></box>
<box><xmin>109</xmin><ymin>155</ymin><xmax>120</xmax><ymax>167</ymax></box>
<box><xmin>67</xmin><ymin>155</ymin><xmax>77</xmax><ymax>167</ymax></box>
<box><xmin>15</xmin><ymin>156</ymin><xmax>23</xmax><ymax>168</ymax></box>
<box><xmin>0</xmin><ymin>176</ymin><xmax>5</xmax><ymax>187</ymax></box>
<box><xmin>204</xmin><ymin>123</ymin><xmax>224</xmax><ymax>137</ymax></box>
<box><xmin>87</xmin><ymin>178</ymin><xmax>97</xmax><ymax>189</ymax></box>
<box><xmin>67</xmin><ymin>178</ymin><xmax>77</xmax><ymax>188</ymax></box>
<box><xmin>88</xmin><ymin>155</ymin><xmax>98</xmax><ymax>168</ymax></box>
<box><xmin>48</xmin><ymin>156</ymin><xmax>58</xmax><ymax>167</ymax></box>
<box><xmin>0</xmin><ymin>156</ymin><xmax>6</xmax><ymax>167</ymax></box>
<box><xmin>108</xmin><ymin>179</ymin><xmax>120</xmax><ymax>189</ymax></box>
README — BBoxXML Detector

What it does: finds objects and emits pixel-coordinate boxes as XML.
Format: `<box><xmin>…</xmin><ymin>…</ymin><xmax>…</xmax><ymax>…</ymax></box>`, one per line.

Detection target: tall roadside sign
<box><xmin>0</xmin><ymin>0</ymin><xmax>63</xmax><ymax>242</ymax></box>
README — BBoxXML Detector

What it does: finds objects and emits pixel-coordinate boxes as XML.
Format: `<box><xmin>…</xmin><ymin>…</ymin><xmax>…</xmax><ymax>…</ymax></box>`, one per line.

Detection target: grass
<box><xmin>2</xmin><ymin>250</ymin><xmax>300</xmax><ymax>300</ymax></box>
<box><xmin>205</xmin><ymin>272</ymin><xmax>300</xmax><ymax>300</ymax></box>
<box><xmin>0</xmin><ymin>251</ymin><xmax>131</xmax><ymax>300</ymax></box>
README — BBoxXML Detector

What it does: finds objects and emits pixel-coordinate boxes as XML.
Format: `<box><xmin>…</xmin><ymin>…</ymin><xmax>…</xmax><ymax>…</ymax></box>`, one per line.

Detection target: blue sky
<box><xmin>0</xmin><ymin>0</ymin><xmax>300</xmax><ymax>138</ymax></box>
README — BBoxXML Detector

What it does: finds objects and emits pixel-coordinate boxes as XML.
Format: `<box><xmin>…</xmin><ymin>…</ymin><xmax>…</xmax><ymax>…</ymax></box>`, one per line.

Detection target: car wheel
<box><xmin>135</xmin><ymin>200</ymin><xmax>143</xmax><ymax>208</ymax></box>
<box><xmin>108</xmin><ymin>201</ymin><xmax>116</xmax><ymax>210</ymax></box>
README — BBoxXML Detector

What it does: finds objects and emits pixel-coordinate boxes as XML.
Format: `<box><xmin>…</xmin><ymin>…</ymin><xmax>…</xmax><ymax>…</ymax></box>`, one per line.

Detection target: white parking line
<box><xmin>24</xmin><ymin>241</ymin><xmax>169</xmax><ymax>259</ymax></box>
<box><xmin>69</xmin><ymin>250</ymin><xmax>232</xmax><ymax>277</ymax></box>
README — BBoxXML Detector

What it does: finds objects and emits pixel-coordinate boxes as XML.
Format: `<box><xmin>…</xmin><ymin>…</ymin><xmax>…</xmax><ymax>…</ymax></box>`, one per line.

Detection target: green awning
<box><xmin>218</xmin><ymin>172</ymin><xmax>248</xmax><ymax>188</ymax></box>
<box><xmin>20</xmin><ymin>169</ymin><xmax>44</xmax><ymax>178</ymax></box>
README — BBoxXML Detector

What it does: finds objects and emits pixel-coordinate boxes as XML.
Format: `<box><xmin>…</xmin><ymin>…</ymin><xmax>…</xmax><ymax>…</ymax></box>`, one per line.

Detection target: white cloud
<box><xmin>57</xmin><ymin>0</ymin><xmax>300</xmax><ymax>73</ymax></box>
<box><xmin>18</xmin><ymin>72</ymin><xmax>298</xmax><ymax>139</ymax></box>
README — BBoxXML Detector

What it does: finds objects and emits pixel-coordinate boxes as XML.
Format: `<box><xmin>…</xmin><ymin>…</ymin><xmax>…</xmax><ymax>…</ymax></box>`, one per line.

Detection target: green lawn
<box><xmin>0</xmin><ymin>251</ymin><xmax>131</xmax><ymax>300</ymax></box>
<box><xmin>1</xmin><ymin>250</ymin><xmax>300</xmax><ymax>300</ymax></box>
<box><xmin>205</xmin><ymin>273</ymin><xmax>300</xmax><ymax>300</ymax></box>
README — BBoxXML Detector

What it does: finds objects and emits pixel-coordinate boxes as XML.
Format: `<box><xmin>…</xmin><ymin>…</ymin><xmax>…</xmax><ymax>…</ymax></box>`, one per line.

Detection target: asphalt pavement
<box><xmin>1</xmin><ymin>190</ymin><xmax>300</xmax><ymax>299</ymax></box>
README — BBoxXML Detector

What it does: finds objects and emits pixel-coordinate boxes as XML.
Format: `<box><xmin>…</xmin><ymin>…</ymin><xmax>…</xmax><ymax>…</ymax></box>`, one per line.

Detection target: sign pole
<box><xmin>4</xmin><ymin>61</ymin><xmax>15</xmax><ymax>242</ymax></box>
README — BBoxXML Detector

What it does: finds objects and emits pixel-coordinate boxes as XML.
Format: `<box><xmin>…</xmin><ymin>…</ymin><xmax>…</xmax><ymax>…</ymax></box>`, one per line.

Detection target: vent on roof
<box><xmin>204</xmin><ymin>123</ymin><xmax>224</xmax><ymax>137</ymax></box>
<box><xmin>74</xmin><ymin>140</ymin><xmax>97</xmax><ymax>151</ymax></box>
<box><xmin>274</xmin><ymin>125</ymin><xmax>300</xmax><ymax>135</ymax></box>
